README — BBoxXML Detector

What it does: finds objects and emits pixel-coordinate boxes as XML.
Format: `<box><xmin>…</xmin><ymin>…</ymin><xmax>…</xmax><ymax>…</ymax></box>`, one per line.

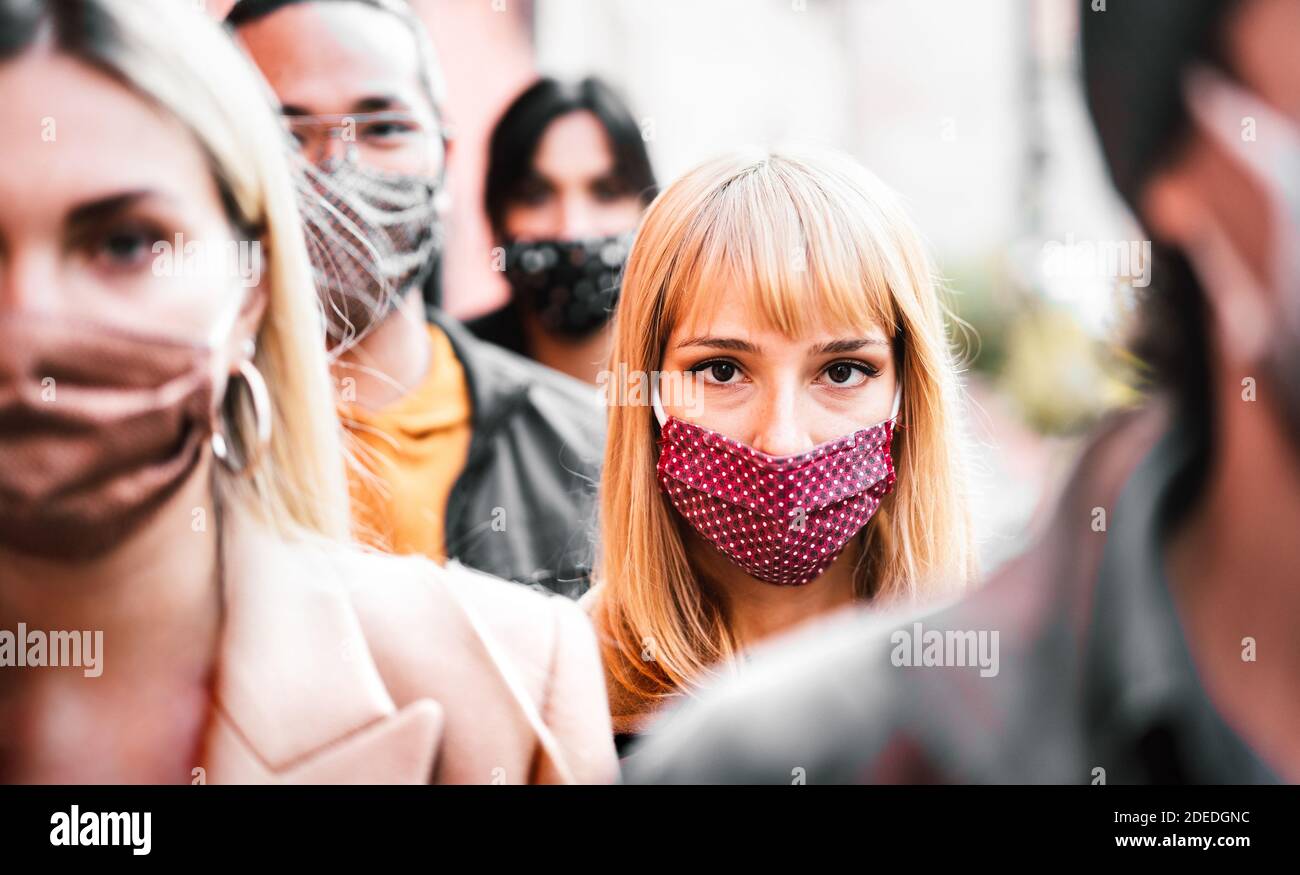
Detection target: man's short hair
<box><xmin>226</xmin><ymin>0</ymin><xmax>448</xmax><ymax>122</ymax></box>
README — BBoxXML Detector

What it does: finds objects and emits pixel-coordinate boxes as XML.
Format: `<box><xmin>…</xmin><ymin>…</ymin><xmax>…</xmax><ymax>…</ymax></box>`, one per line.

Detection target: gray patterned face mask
<box><xmin>301</xmin><ymin>158</ymin><xmax>445</xmax><ymax>352</ymax></box>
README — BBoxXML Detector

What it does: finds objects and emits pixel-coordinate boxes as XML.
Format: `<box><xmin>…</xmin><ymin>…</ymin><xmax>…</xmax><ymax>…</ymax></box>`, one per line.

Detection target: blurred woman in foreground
<box><xmin>0</xmin><ymin>0</ymin><xmax>615</xmax><ymax>784</ymax></box>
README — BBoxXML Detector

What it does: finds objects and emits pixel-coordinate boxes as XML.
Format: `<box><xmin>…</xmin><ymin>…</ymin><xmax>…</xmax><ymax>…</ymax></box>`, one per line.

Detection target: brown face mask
<box><xmin>0</xmin><ymin>313</ymin><xmax>219</xmax><ymax>562</ymax></box>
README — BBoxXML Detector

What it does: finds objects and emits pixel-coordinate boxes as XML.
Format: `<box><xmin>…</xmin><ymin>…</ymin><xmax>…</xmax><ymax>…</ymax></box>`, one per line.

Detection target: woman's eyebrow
<box><xmin>675</xmin><ymin>336</ymin><xmax>761</xmax><ymax>353</ymax></box>
<box><xmin>812</xmin><ymin>338</ymin><xmax>889</xmax><ymax>354</ymax></box>
<box><xmin>66</xmin><ymin>190</ymin><xmax>169</xmax><ymax>227</ymax></box>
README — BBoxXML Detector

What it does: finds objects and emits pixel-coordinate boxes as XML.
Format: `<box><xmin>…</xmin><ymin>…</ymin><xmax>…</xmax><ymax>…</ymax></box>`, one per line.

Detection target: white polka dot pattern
<box><xmin>656</xmin><ymin>416</ymin><xmax>898</xmax><ymax>586</ymax></box>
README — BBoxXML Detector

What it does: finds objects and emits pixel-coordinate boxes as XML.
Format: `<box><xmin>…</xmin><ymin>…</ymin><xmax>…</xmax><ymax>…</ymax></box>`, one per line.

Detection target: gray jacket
<box><xmin>430</xmin><ymin>308</ymin><xmax>602</xmax><ymax>599</ymax></box>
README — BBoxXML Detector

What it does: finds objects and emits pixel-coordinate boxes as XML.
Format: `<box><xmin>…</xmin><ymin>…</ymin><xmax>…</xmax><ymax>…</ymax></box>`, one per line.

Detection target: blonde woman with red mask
<box><xmin>582</xmin><ymin>147</ymin><xmax>976</xmax><ymax>756</ymax></box>
<box><xmin>0</xmin><ymin>0</ymin><xmax>615</xmax><ymax>784</ymax></box>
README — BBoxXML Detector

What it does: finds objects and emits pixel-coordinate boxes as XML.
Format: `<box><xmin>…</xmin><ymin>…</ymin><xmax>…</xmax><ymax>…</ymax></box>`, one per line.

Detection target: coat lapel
<box><xmin>200</xmin><ymin>515</ymin><xmax>443</xmax><ymax>784</ymax></box>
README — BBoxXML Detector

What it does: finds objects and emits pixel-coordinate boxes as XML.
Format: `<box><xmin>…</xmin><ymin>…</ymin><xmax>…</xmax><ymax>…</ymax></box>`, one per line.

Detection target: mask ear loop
<box><xmin>1184</xmin><ymin>65</ymin><xmax>1300</xmax><ymax>267</ymax></box>
<box><xmin>651</xmin><ymin>371</ymin><xmax>668</xmax><ymax>428</ymax></box>
<box><xmin>1182</xmin><ymin>65</ymin><xmax>1300</xmax><ymax>358</ymax></box>
<box><xmin>1184</xmin><ymin>65</ymin><xmax>1300</xmax><ymax>207</ymax></box>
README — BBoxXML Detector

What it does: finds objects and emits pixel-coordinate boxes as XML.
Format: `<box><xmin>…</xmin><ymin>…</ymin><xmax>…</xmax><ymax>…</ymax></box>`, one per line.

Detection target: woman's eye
<box><xmin>692</xmin><ymin>360</ymin><xmax>742</xmax><ymax>385</ymax></box>
<box><xmin>821</xmin><ymin>361</ymin><xmax>877</xmax><ymax>387</ymax></box>
<box><xmin>89</xmin><ymin>226</ymin><xmax>161</xmax><ymax>270</ymax></box>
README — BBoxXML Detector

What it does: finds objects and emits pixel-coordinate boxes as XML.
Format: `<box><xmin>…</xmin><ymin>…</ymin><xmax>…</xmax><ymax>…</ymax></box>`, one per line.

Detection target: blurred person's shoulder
<box><xmin>427</xmin><ymin>307</ymin><xmax>604</xmax><ymax>595</ymax></box>
<box><xmin>463</xmin><ymin>302</ymin><xmax>528</xmax><ymax>358</ymax></box>
<box><xmin>625</xmin><ymin>400</ymin><xmax>1175</xmax><ymax>784</ymax></box>
<box><xmin>623</xmin><ymin>601</ymin><xmax>930</xmax><ymax>783</ymax></box>
<box><xmin>1045</xmin><ymin>400</ymin><xmax>1172</xmax><ymax>534</ymax></box>
<box><xmin>336</xmin><ymin>545</ymin><xmax>617</xmax><ymax>780</ymax></box>
<box><xmin>428</xmin><ymin>306</ymin><xmax>604</xmax><ymax>457</ymax></box>
<box><xmin>336</xmin><ymin>545</ymin><xmax>598</xmax><ymax>688</ymax></box>
<box><xmin>214</xmin><ymin>514</ymin><xmax>614</xmax><ymax>782</ymax></box>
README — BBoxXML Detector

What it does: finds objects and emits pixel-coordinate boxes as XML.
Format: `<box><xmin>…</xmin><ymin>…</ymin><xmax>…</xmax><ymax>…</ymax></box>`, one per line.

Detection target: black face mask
<box><xmin>501</xmin><ymin>232</ymin><xmax>634</xmax><ymax>340</ymax></box>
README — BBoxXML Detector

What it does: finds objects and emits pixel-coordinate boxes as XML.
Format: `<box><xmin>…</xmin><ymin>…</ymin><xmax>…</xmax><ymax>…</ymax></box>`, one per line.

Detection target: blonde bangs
<box><xmin>659</xmin><ymin>151</ymin><xmax>902</xmax><ymax>343</ymax></box>
<box><xmin>594</xmin><ymin>145</ymin><xmax>976</xmax><ymax>716</ymax></box>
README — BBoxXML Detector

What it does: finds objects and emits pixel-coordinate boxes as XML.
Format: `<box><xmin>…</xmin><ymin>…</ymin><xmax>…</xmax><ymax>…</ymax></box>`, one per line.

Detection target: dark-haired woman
<box><xmin>469</xmin><ymin>76</ymin><xmax>656</xmax><ymax>384</ymax></box>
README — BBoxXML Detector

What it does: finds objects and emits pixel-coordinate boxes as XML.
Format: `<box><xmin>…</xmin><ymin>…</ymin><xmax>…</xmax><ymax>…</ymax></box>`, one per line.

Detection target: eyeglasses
<box><xmin>283</xmin><ymin>110</ymin><xmax>451</xmax><ymax>176</ymax></box>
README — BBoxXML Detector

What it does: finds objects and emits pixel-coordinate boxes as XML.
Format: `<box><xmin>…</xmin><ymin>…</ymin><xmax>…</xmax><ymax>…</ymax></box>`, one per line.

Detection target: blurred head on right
<box><xmin>1083</xmin><ymin>0</ymin><xmax>1300</xmax><ymax>474</ymax></box>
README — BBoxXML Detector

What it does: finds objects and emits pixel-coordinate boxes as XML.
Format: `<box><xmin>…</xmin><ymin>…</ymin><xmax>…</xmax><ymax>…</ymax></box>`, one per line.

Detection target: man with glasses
<box><xmin>228</xmin><ymin>0</ymin><xmax>603</xmax><ymax>598</ymax></box>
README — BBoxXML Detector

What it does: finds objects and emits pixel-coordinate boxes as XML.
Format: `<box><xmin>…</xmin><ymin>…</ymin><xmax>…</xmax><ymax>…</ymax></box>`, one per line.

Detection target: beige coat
<box><xmin>198</xmin><ymin>513</ymin><xmax>618</xmax><ymax>784</ymax></box>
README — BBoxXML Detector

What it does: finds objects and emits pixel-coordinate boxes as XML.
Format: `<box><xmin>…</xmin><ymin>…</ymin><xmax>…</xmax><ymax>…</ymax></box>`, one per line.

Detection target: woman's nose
<box><xmin>748</xmin><ymin>392</ymin><xmax>814</xmax><ymax>458</ymax></box>
<box><xmin>0</xmin><ymin>249</ymin><xmax>58</xmax><ymax>314</ymax></box>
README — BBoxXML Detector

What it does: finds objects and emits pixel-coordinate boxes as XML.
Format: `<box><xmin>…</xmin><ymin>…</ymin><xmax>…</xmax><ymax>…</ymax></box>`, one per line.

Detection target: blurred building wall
<box><xmin>414</xmin><ymin>0</ymin><xmax>538</xmax><ymax>318</ymax></box>
<box><xmin>534</xmin><ymin>0</ymin><xmax>1023</xmax><ymax>260</ymax></box>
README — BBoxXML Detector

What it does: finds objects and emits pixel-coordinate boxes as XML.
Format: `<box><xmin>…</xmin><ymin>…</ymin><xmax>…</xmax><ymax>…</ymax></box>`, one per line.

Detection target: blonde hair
<box><xmin>34</xmin><ymin>0</ymin><xmax>352</xmax><ymax>540</ymax></box>
<box><xmin>593</xmin><ymin>146</ymin><xmax>976</xmax><ymax>706</ymax></box>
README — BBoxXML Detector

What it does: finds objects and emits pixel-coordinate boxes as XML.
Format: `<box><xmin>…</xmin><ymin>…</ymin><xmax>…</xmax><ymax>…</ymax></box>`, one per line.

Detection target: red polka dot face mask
<box><xmin>652</xmin><ymin>382</ymin><xmax>900</xmax><ymax>586</ymax></box>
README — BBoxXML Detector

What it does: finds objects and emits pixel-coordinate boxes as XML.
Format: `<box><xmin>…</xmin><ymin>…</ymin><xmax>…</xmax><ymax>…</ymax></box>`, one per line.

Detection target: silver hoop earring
<box><xmin>212</xmin><ymin>357</ymin><xmax>272</xmax><ymax>476</ymax></box>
